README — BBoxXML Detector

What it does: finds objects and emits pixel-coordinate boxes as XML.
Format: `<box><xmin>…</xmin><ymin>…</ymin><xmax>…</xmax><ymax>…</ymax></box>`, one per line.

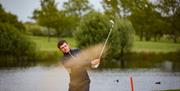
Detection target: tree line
<box><xmin>31</xmin><ymin>0</ymin><xmax>180</xmax><ymax>43</ymax></box>
<box><xmin>0</xmin><ymin>4</ymin><xmax>37</xmax><ymax>67</ymax></box>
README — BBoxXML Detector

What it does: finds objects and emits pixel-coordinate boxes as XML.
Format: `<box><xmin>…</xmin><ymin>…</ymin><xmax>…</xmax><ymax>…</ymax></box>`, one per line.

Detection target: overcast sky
<box><xmin>0</xmin><ymin>0</ymin><xmax>103</xmax><ymax>22</ymax></box>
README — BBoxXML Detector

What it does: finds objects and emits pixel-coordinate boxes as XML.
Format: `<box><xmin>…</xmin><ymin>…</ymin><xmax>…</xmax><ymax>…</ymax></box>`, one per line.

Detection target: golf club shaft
<box><xmin>93</xmin><ymin>24</ymin><xmax>114</xmax><ymax>68</ymax></box>
<box><xmin>99</xmin><ymin>24</ymin><xmax>114</xmax><ymax>59</ymax></box>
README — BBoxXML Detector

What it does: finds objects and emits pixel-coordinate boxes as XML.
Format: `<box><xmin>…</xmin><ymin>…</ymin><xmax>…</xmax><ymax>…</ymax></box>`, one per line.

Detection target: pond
<box><xmin>0</xmin><ymin>66</ymin><xmax>180</xmax><ymax>91</ymax></box>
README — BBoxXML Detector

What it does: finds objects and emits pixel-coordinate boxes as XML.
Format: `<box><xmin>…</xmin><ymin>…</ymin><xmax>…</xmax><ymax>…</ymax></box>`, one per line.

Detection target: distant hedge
<box><xmin>0</xmin><ymin>23</ymin><xmax>37</xmax><ymax>66</ymax></box>
<box><xmin>24</xmin><ymin>23</ymin><xmax>56</xmax><ymax>36</ymax></box>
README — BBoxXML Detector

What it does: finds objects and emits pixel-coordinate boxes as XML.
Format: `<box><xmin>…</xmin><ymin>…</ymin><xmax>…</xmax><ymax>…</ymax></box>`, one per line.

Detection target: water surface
<box><xmin>0</xmin><ymin>66</ymin><xmax>180</xmax><ymax>91</ymax></box>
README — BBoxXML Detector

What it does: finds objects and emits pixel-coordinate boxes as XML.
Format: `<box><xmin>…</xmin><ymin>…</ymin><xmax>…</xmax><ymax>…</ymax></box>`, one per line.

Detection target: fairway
<box><xmin>29</xmin><ymin>36</ymin><xmax>180</xmax><ymax>53</ymax></box>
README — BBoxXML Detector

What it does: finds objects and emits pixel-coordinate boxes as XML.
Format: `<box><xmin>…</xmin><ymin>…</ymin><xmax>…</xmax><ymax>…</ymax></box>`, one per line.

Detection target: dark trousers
<box><xmin>68</xmin><ymin>80</ymin><xmax>90</xmax><ymax>91</ymax></box>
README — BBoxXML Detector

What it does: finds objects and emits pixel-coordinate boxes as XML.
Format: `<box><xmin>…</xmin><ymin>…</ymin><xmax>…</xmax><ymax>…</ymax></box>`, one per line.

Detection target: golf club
<box><xmin>94</xmin><ymin>20</ymin><xmax>115</xmax><ymax>68</ymax></box>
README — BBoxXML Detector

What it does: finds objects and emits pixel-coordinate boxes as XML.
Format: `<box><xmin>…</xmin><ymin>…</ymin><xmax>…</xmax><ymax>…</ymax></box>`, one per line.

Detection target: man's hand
<box><xmin>91</xmin><ymin>59</ymin><xmax>100</xmax><ymax>68</ymax></box>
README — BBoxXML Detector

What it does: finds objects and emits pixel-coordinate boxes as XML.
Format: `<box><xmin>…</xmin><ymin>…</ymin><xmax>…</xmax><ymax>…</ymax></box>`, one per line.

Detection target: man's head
<box><xmin>57</xmin><ymin>40</ymin><xmax>70</xmax><ymax>53</ymax></box>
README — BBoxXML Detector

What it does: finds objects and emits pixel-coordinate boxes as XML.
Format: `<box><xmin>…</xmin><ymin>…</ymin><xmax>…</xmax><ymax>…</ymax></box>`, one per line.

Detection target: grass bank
<box><xmin>29</xmin><ymin>36</ymin><xmax>180</xmax><ymax>53</ymax></box>
<box><xmin>29</xmin><ymin>36</ymin><xmax>77</xmax><ymax>52</ymax></box>
<box><xmin>133</xmin><ymin>40</ymin><xmax>180</xmax><ymax>52</ymax></box>
<box><xmin>27</xmin><ymin>36</ymin><xmax>180</xmax><ymax>68</ymax></box>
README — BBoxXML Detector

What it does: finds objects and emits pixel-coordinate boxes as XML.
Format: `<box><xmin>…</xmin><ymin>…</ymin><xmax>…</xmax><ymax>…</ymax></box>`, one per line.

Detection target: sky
<box><xmin>0</xmin><ymin>0</ymin><xmax>103</xmax><ymax>22</ymax></box>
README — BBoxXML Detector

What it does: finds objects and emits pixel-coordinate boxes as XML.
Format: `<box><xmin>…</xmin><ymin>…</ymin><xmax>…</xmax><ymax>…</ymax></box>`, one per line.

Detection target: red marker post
<box><xmin>130</xmin><ymin>76</ymin><xmax>135</xmax><ymax>91</ymax></box>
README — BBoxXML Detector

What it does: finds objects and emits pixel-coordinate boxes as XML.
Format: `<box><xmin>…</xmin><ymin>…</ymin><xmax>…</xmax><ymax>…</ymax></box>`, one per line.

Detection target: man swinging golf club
<box><xmin>57</xmin><ymin>40</ymin><xmax>100</xmax><ymax>91</ymax></box>
<box><xmin>57</xmin><ymin>20</ymin><xmax>114</xmax><ymax>91</ymax></box>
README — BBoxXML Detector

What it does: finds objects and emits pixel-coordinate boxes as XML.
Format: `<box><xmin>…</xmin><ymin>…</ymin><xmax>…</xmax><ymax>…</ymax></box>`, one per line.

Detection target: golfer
<box><xmin>57</xmin><ymin>39</ymin><xmax>100</xmax><ymax>91</ymax></box>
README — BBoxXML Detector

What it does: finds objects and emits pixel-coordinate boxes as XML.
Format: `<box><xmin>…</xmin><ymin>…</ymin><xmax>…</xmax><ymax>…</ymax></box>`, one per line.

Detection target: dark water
<box><xmin>0</xmin><ymin>66</ymin><xmax>180</xmax><ymax>91</ymax></box>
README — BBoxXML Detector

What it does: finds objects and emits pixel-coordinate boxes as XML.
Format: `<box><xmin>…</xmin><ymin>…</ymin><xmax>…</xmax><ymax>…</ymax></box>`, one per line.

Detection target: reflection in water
<box><xmin>0</xmin><ymin>67</ymin><xmax>69</xmax><ymax>91</ymax></box>
<box><xmin>0</xmin><ymin>66</ymin><xmax>180</xmax><ymax>91</ymax></box>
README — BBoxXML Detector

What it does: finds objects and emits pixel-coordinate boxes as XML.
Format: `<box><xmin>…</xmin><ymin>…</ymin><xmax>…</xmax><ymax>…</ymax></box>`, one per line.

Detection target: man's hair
<box><xmin>57</xmin><ymin>39</ymin><xmax>67</xmax><ymax>49</ymax></box>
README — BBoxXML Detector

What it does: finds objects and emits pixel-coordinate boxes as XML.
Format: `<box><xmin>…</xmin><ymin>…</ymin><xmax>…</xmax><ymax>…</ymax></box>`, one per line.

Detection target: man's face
<box><xmin>59</xmin><ymin>42</ymin><xmax>70</xmax><ymax>53</ymax></box>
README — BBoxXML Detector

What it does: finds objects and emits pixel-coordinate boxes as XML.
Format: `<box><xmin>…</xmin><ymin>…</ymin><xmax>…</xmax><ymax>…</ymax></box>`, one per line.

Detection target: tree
<box><xmin>32</xmin><ymin>0</ymin><xmax>59</xmax><ymax>41</ymax></box>
<box><xmin>128</xmin><ymin>0</ymin><xmax>167</xmax><ymax>41</ymax></box>
<box><xmin>63</xmin><ymin>0</ymin><xmax>92</xmax><ymax>17</ymax></box>
<box><xmin>174</xmin><ymin>7</ymin><xmax>180</xmax><ymax>34</ymax></box>
<box><xmin>75</xmin><ymin>11</ymin><xmax>111</xmax><ymax>48</ymax></box>
<box><xmin>102</xmin><ymin>0</ymin><xmax>138</xmax><ymax>18</ymax></box>
<box><xmin>75</xmin><ymin>11</ymin><xmax>135</xmax><ymax>68</ymax></box>
<box><xmin>157</xmin><ymin>0</ymin><xmax>180</xmax><ymax>43</ymax></box>
<box><xmin>55</xmin><ymin>11</ymin><xmax>77</xmax><ymax>37</ymax></box>
<box><xmin>0</xmin><ymin>23</ymin><xmax>36</xmax><ymax>58</ymax></box>
<box><xmin>103</xmin><ymin>0</ymin><xmax>156</xmax><ymax>41</ymax></box>
<box><xmin>150</xmin><ymin>12</ymin><xmax>167</xmax><ymax>41</ymax></box>
<box><xmin>0</xmin><ymin>23</ymin><xmax>37</xmax><ymax>67</ymax></box>
<box><xmin>32</xmin><ymin>0</ymin><xmax>78</xmax><ymax>38</ymax></box>
<box><xmin>63</xmin><ymin>0</ymin><xmax>93</xmax><ymax>34</ymax></box>
<box><xmin>0</xmin><ymin>4</ymin><xmax>37</xmax><ymax>66</ymax></box>
<box><xmin>109</xmin><ymin>18</ymin><xmax>135</xmax><ymax>68</ymax></box>
<box><xmin>102</xmin><ymin>0</ymin><xmax>120</xmax><ymax>17</ymax></box>
<box><xmin>128</xmin><ymin>1</ymin><xmax>153</xmax><ymax>41</ymax></box>
<box><xmin>0</xmin><ymin>4</ymin><xmax>24</xmax><ymax>31</ymax></box>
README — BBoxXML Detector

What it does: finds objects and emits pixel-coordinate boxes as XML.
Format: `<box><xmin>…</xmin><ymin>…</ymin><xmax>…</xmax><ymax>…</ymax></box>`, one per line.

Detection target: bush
<box><xmin>0</xmin><ymin>23</ymin><xmax>37</xmax><ymax>67</ymax></box>
<box><xmin>106</xmin><ymin>18</ymin><xmax>135</xmax><ymax>66</ymax></box>
<box><xmin>75</xmin><ymin>11</ymin><xmax>135</xmax><ymax>68</ymax></box>
<box><xmin>75</xmin><ymin>11</ymin><xmax>111</xmax><ymax>48</ymax></box>
<box><xmin>24</xmin><ymin>23</ymin><xmax>56</xmax><ymax>36</ymax></box>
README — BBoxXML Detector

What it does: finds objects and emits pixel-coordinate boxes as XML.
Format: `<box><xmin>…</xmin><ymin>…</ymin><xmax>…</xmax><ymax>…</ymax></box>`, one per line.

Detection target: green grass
<box><xmin>29</xmin><ymin>36</ymin><xmax>180</xmax><ymax>53</ymax></box>
<box><xmin>132</xmin><ymin>40</ymin><xmax>180</xmax><ymax>52</ymax></box>
<box><xmin>28</xmin><ymin>36</ymin><xmax>77</xmax><ymax>52</ymax></box>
